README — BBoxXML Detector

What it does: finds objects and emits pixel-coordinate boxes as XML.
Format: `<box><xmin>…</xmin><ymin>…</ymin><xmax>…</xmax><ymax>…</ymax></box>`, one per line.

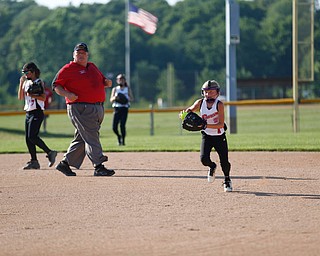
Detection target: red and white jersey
<box><xmin>200</xmin><ymin>99</ymin><xmax>225</xmax><ymax>136</ymax></box>
<box><xmin>23</xmin><ymin>79</ymin><xmax>45</xmax><ymax>112</ymax></box>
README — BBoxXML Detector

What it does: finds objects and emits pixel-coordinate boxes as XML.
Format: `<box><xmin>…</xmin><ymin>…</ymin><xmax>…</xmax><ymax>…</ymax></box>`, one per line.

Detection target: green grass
<box><xmin>1</xmin><ymin>104</ymin><xmax>320</xmax><ymax>153</ymax></box>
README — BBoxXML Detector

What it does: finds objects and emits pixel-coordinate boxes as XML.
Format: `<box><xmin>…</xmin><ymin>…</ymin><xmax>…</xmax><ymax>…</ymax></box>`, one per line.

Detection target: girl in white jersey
<box><xmin>110</xmin><ymin>74</ymin><xmax>134</xmax><ymax>145</ymax></box>
<box><xmin>18</xmin><ymin>62</ymin><xmax>57</xmax><ymax>170</ymax></box>
<box><xmin>180</xmin><ymin>80</ymin><xmax>232</xmax><ymax>192</ymax></box>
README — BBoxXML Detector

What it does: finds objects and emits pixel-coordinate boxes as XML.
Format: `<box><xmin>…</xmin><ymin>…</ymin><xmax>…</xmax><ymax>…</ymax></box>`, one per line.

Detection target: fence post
<box><xmin>150</xmin><ymin>104</ymin><xmax>154</xmax><ymax>136</ymax></box>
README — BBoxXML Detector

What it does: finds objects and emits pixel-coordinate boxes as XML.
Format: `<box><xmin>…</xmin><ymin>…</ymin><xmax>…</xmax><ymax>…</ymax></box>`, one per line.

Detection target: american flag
<box><xmin>128</xmin><ymin>3</ymin><xmax>158</xmax><ymax>35</ymax></box>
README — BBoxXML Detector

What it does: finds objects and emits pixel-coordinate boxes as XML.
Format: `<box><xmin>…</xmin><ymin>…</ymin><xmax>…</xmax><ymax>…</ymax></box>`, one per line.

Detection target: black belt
<box><xmin>70</xmin><ymin>102</ymin><xmax>104</xmax><ymax>105</ymax></box>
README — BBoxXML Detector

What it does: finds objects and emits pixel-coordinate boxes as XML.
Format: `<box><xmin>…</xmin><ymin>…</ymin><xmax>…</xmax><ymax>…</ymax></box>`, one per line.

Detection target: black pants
<box><xmin>200</xmin><ymin>132</ymin><xmax>231</xmax><ymax>178</ymax></box>
<box><xmin>112</xmin><ymin>107</ymin><xmax>128</xmax><ymax>142</ymax></box>
<box><xmin>25</xmin><ymin>109</ymin><xmax>50</xmax><ymax>160</ymax></box>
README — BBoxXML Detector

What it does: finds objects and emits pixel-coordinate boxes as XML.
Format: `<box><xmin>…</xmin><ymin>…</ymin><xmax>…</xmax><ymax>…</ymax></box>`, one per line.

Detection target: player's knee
<box><xmin>200</xmin><ymin>155</ymin><xmax>212</xmax><ymax>167</ymax></box>
<box><xmin>28</xmin><ymin>135</ymin><xmax>38</xmax><ymax>144</ymax></box>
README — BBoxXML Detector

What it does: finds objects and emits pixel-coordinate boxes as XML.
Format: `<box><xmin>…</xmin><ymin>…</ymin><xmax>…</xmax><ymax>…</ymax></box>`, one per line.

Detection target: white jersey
<box><xmin>200</xmin><ymin>99</ymin><xmax>225</xmax><ymax>136</ymax></box>
<box><xmin>23</xmin><ymin>79</ymin><xmax>45</xmax><ymax>112</ymax></box>
<box><xmin>112</xmin><ymin>86</ymin><xmax>130</xmax><ymax>108</ymax></box>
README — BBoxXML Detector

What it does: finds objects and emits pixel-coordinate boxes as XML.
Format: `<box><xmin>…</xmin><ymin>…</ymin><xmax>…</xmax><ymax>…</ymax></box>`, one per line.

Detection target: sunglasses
<box><xmin>21</xmin><ymin>70</ymin><xmax>30</xmax><ymax>74</ymax></box>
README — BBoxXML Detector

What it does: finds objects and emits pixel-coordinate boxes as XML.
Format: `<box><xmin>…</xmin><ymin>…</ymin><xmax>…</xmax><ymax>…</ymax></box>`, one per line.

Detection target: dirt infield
<box><xmin>0</xmin><ymin>152</ymin><xmax>319</xmax><ymax>256</ymax></box>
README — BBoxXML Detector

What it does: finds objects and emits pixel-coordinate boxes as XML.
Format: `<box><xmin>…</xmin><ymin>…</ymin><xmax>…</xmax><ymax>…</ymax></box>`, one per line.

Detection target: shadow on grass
<box><xmin>0</xmin><ymin>127</ymin><xmax>73</xmax><ymax>138</ymax></box>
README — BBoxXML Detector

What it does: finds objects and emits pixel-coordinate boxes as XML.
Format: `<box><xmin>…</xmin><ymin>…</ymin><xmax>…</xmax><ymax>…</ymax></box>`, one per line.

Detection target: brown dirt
<box><xmin>0</xmin><ymin>152</ymin><xmax>319</xmax><ymax>256</ymax></box>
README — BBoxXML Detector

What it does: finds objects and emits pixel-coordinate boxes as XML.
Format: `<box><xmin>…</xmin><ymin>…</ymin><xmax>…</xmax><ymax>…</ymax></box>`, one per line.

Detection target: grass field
<box><xmin>0</xmin><ymin>104</ymin><xmax>320</xmax><ymax>153</ymax></box>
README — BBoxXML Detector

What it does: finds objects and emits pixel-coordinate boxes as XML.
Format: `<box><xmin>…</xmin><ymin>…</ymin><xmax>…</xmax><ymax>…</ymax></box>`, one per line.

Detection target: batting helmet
<box><xmin>201</xmin><ymin>80</ymin><xmax>220</xmax><ymax>96</ymax></box>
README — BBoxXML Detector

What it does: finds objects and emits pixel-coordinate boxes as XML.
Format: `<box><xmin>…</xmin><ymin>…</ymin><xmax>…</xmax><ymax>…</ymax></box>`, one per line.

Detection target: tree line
<box><xmin>0</xmin><ymin>0</ymin><xmax>319</xmax><ymax>109</ymax></box>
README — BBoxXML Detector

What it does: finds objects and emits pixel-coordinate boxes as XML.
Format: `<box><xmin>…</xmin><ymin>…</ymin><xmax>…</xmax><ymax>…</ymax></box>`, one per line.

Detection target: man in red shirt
<box><xmin>52</xmin><ymin>42</ymin><xmax>115</xmax><ymax>177</ymax></box>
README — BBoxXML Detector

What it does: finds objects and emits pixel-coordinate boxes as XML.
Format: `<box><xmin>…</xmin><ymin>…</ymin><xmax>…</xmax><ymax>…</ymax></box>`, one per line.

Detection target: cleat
<box><xmin>223</xmin><ymin>180</ymin><xmax>233</xmax><ymax>192</ymax></box>
<box><xmin>56</xmin><ymin>161</ymin><xmax>76</xmax><ymax>176</ymax></box>
<box><xmin>94</xmin><ymin>165</ymin><xmax>115</xmax><ymax>177</ymax></box>
<box><xmin>23</xmin><ymin>160</ymin><xmax>40</xmax><ymax>170</ymax></box>
<box><xmin>47</xmin><ymin>150</ymin><xmax>57</xmax><ymax>167</ymax></box>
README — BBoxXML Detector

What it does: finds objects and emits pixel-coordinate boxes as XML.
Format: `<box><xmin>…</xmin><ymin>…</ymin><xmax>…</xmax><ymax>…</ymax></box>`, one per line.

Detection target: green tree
<box><xmin>259</xmin><ymin>0</ymin><xmax>292</xmax><ymax>77</ymax></box>
<box><xmin>0</xmin><ymin>0</ymin><xmax>319</xmax><ymax>108</ymax></box>
<box><xmin>90</xmin><ymin>19</ymin><xmax>124</xmax><ymax>74</ymax></box>
<box><xmin>133</xmin><ymin>61</ymin><xmax>160</xmax><ymax>103</ymax></box>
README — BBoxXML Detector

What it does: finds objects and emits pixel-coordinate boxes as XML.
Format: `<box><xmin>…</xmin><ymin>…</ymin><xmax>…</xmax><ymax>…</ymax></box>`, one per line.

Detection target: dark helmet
<box><xmin>201</xmin><ymin>80</ymin><xmax>220</xmax><ymax>95</ymax></box>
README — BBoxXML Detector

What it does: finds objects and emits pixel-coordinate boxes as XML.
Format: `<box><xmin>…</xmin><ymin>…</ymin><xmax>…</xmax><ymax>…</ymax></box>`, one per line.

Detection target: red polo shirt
<box><xmin>53</xmin><ymin>61</ymin><xmax>106</xmax><ymax>104</ymax></box>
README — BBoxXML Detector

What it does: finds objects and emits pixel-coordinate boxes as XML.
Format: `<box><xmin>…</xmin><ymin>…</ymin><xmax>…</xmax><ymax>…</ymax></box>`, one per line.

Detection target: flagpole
<box><xmin>125</xmin><ymin>0</ymin><xmax>130</xmax><ymax>86</ymax></box>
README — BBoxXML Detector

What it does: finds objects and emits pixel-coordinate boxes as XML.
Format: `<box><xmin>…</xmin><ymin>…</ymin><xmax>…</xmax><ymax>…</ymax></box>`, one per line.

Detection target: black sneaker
<box><xmin>94</xmin><ymin>165</ymin><xmax>115</xmax><ymax>177</ymax></box>
<box><xmin>46</xmin><ymin>150</ymin><xmax>57</xmax><ymax>167</ymax></box>
<box><xmin>56</xmin><ymin>161</ymin><xmax>76</xmax><ymax>176</ymax></box>
<box><xmin>23</xmin><ymin>160</ymin><xmax>40</xmax><ymax>170</ymax></box>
